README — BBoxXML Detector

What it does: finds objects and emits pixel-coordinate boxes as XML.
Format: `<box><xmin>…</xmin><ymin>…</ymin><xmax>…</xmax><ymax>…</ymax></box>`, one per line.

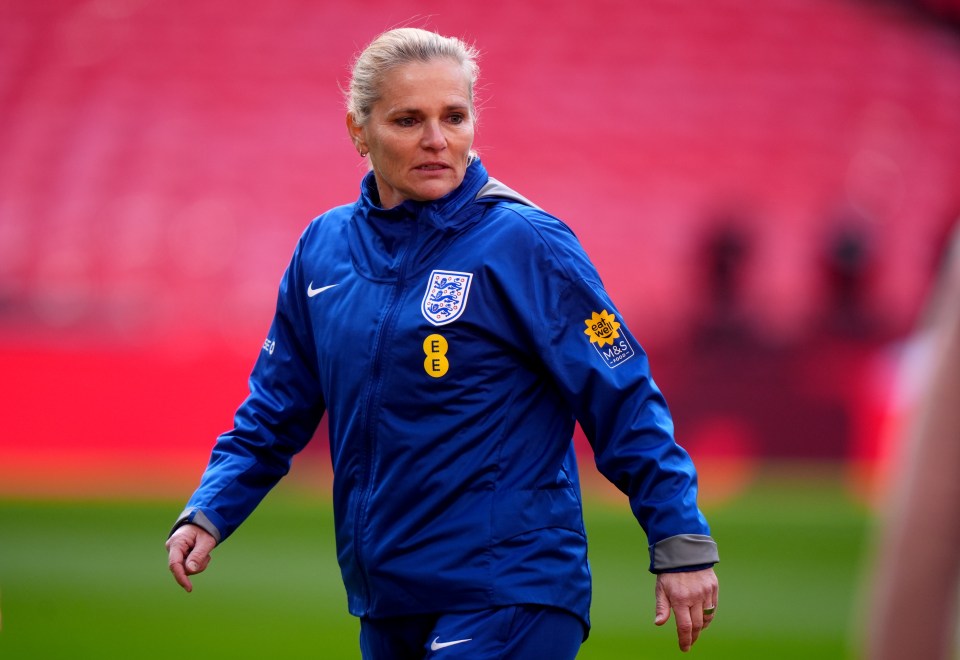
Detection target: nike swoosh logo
<box><xmin>307</xmin><ymin>282</ymin><xmax>339</xmax><ymax>297</ymax></box>
<box><xmin>430</xmin><ymin>636</ymin><xmax>472</xmax><ymax>651</ymax></box>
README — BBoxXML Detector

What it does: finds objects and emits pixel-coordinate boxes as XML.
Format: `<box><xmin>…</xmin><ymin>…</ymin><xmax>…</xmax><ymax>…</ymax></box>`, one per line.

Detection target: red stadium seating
<box><xmin>1</xmin><ymin>0</ymin><xmax>958</xmax><ymax>496</ymax></box>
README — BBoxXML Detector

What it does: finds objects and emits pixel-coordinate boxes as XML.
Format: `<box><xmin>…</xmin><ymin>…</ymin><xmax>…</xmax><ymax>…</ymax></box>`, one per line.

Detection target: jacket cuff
<box><xmin>169</xmin><ymin>507</ymin><xmax>223</xmax><ymax>544</ymax></box>
<box><xmin>649</xmin><ymin>534</ymin><xmax>719</xmax><ymax>572</ymax></box>
<box><xmin>654</xmin><ymin>562</ymin><xmax>716</xmax><ymax>575</ymax></box>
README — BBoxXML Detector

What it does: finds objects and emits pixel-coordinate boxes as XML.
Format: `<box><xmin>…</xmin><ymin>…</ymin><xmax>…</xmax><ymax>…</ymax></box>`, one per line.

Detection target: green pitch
<box><xmin>0</xmin><ymin>467</ymin><xmax>868</xmax><ymax>659</ymax></box>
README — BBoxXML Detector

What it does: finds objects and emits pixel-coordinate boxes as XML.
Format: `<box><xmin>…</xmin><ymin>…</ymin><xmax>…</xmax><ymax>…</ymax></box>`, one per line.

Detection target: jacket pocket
<box><xmin>491</xmin><ymin>487</ymin><xmax>585</xmax><ymax>542</ymax></box>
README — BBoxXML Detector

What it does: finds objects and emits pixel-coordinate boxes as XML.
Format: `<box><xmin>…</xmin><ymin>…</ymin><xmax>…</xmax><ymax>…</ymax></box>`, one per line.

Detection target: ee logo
<box><xmin>423</xmin><ymin>334</ymin><xmax>449</xmax><ymax>378</ymax></box>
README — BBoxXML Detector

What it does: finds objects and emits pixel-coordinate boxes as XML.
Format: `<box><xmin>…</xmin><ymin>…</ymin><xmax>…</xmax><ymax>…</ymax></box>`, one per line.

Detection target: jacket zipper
<box><xmin>351</xmin><ymin>215</ymin><xmax>419</xmax><ymax>610</ymax></box>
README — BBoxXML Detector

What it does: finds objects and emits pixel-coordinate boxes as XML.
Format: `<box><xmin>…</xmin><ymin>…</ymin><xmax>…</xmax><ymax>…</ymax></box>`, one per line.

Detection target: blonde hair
<box><xmin>346</xmin><ymin>28</ymin><xmax>480</xmax><ymax>127</ymax></box>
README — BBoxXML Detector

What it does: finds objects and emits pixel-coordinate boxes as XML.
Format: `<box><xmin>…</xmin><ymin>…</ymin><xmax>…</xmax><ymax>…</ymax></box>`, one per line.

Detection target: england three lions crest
<box><xmin>422</xmin><ymin>270</ymin><xmax>473</xmax><ymax>326</ymax></box>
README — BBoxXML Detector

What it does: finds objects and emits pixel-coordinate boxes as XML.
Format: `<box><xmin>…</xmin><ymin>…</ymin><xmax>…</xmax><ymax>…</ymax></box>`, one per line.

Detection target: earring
<box><xmin>359</xmin><ymin>150</ymin><xmax>368</xmax><ymax>158</ymax></box>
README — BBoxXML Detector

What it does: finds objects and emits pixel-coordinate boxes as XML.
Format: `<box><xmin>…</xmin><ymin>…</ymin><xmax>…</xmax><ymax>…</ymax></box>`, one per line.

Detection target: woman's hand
<box><xmin>166</xmin><ymin>523</ymin><xmax>217</xmax><ymax>592</ymax></box>
<box><xmin>654</xmin><ymin>567</ymin><xmax>719</xmax><ymax>652</ymax></box>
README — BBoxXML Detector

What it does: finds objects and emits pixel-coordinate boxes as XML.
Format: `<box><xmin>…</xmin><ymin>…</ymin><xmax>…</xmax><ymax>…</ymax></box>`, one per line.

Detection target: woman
<box><xmin>166</xmin><ymin>27</ymin><xmax>719</xmax><ymax>658</ymax></box>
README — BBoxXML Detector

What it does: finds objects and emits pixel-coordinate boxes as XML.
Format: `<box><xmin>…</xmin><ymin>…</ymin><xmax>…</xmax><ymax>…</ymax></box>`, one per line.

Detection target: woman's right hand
<box><xmin>165</xmin><ymin>523</ymin><xmax>217</xmax><ymax>592</ymax></box>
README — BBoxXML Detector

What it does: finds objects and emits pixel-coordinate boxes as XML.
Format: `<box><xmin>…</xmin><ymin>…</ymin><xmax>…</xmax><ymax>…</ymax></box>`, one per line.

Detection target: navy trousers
<box><xmin>359</xmin><ymin>605</ymin><xmax>585</xmax><ymax>659</ymax></box>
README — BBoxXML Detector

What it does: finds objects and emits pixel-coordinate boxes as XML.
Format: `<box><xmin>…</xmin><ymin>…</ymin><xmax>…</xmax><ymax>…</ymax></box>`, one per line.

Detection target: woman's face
<box><xmin>348</xmin><ymin>58</ymin><xmax>475</xmax><ymax>209</ymax></box>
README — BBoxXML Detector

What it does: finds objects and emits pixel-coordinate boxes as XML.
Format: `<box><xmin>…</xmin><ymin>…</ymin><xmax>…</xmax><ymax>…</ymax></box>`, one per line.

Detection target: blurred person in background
<box><xmin>865</xmin><ymin>220</ymin><xmax>960</xmax><ymax>660</ymax></box>
<box><xmin>165</xmin><ymin>27</ymin><xmax>718</xmax><ymax>658</ymax></box>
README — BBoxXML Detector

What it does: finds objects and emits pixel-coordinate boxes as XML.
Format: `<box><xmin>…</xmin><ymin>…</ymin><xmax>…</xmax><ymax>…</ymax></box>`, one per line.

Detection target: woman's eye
<box><xmin>395</xmin><ymin>117</ymin><xmax>417</xmax><ymax>127</ymax></box>
<box><xmin>448</xmin><ymin>114</ymin><xmax>465</xmax><ymax>124</ymax></box>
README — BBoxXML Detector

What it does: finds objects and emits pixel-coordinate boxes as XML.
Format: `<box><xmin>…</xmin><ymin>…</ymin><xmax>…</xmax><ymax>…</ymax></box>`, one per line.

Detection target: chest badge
<box><xmin>421</xmin><ymin>270</ymin><xmax>473</xmax><ymax>326</ymax></box>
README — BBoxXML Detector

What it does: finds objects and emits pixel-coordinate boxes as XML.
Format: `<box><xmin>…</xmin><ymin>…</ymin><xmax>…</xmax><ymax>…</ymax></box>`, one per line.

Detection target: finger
<box><xmin>654</xmin><ymin>577</ymin><xmax>671</xmax><ymax>626</ymax></box>
<box><xmin>185</xmin><ymin>532</ymin><xmax>217</xmax><ymax>575</ymax></box>
<box><xmin>185</xmin><ymin>548</ymin><xmax>211</xmax><ymax>575</ymax></box>
<box><xmin>690</xmin><ymin>605</ymin><xmax>704</xmax><ymax>646</ymax></box>
<box><xmin>702</xmin><ymin>602</ymin><xmax>717</xmax><ymax>630</ymax></box>
<box><xmin>703</xmin><ymin>582</ymin><xmax>719</xmax><ymax>629</ymax></box>
<box><xmin>674</xmin><ymin>606</ymin><xmax>694</xmax><ymax>652</ymax></box>
<box><xmin>166</xmin><ymin>540</ymin><xmax>194</xmax><ymax>593</ymax></box>
<box><xmin>702</xmin><ymin>611</ymin><xmax>715</xmax><ymax>630</ymax></box>
<box><xmin>170</xmin><ymin>560</ymin><xmax>194</xmax><ymax>592</ymax></box>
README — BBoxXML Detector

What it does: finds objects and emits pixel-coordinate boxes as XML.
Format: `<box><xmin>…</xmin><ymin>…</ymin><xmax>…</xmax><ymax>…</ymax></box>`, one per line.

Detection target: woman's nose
<box><xmin>421</xmin><ymin>120</ymin><xmax>446</xmax><ymax>150</ymax></box>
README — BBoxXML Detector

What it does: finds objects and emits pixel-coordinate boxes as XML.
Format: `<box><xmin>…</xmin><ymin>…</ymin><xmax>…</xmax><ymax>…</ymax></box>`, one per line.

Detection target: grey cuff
<box><xmin>650</xmin><ymin>534</ymin><xmax>719</xmax><ymax>572</ymax></box>
<box><xmin>169</xmin><ymin>508</ymin><xmax>222</xmax><ymax>544</ymax></box>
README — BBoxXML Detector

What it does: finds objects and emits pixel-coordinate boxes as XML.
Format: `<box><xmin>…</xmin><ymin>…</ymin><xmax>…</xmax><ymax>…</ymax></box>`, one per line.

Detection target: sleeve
<box><xmin>506</xmin><ymin>208</ymin><xmax>718</xmax><ymax>572</ymax></box>
<box><xmin>170</xmin><ymin>236</ymin><xmax>326</xmax><ymax>543</ymax></box>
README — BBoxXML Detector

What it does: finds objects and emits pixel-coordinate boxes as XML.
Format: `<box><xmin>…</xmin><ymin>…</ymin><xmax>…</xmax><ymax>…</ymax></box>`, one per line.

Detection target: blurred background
<box><xmin>1</xmin><ymin>0</ymin><xmax>959</xmax><ymax>658</ymax></box>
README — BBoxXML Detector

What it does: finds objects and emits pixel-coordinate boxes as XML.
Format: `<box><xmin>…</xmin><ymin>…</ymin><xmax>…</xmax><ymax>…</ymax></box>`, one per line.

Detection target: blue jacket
<box><xmin>174</xmin><ymin>159</ymin><xmax>718</xmax><ymax>630</ymax></box>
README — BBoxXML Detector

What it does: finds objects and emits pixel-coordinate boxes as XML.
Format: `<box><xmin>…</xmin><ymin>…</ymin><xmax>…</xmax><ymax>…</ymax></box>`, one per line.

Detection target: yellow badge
<box><xmin>584</xmin><ymin>310</ymin><xmax>621</xmax><ymax>347</ymax></box>
<box><xmin>423</xmin><ymin>334</ymin><xmax>449</xmax><ymax>378</ymax></box>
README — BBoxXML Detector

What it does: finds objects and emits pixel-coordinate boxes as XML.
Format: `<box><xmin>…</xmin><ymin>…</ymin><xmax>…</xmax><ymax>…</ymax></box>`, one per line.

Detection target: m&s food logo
<box><xmin>583</xmin><ymin>309</ymin><xmax>635</xmax><ymax>368</ymax></box>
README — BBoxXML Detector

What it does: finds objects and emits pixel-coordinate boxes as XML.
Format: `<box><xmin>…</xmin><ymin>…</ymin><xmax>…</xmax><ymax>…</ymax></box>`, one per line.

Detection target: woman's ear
<box><xmin>346</xmin><ymin>113</ymin><xmax>366</xmax><ymax>156</ymax></box>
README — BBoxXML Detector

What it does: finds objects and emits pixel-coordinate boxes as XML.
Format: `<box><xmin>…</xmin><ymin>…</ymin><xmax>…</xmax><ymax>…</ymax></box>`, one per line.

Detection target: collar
<box><xmin>348</xmin><ymin>159</ymin><xmax>491</xmax><ymax>281</ymax></box>
<box><xmin>357</xmin><ymin>157</ymin><xmax>490</xmax><ymax>230</ymax></box>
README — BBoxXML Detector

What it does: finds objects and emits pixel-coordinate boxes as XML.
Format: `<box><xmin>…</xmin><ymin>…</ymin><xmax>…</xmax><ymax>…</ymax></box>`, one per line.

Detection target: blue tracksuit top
<box><xmin>174</xmin><ymin>158</ymin><xmax>718</xmax><ymax>630</ymax></box>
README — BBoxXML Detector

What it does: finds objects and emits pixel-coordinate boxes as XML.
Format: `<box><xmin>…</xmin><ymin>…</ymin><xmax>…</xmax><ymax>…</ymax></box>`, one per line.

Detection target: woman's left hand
<box><xmin>654</xmin><ymin>567</ymin><xmax>719</xmax><ymax>652</ymax></box>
